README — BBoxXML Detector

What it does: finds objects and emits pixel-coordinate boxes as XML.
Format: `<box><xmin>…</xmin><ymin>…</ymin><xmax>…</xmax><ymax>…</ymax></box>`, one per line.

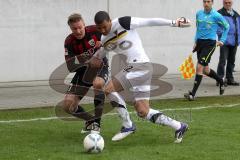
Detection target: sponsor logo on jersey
<box><xmin>88</xmin><ymin>39</ymin><xmax>95</xmax><ymax>46</ymax></box>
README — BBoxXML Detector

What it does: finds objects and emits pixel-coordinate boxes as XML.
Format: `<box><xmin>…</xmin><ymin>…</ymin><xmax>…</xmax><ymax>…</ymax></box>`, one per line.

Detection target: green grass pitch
<box><xmin>0</xmin><ymin>95</ymin><xmax>240</xmax><ymax>160</ymax></box>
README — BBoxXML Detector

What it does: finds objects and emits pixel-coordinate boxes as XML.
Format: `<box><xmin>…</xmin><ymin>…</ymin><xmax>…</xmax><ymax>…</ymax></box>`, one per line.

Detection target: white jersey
<box><xmin>94</xmin><ymin>16</ymin><xmax>174</xmax><ymax>101</ymax></box>
<box><xmin>100</xmin><ymin>16</ymin><xmax>173</xmax><ymax>64</ymax></box>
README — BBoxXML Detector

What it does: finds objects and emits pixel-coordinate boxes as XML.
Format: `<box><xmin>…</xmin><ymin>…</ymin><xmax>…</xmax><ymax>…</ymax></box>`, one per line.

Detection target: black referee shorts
<box><xmin>194</xmin><ymin>39</ymin><xmax>216</xmax><ymax>66</ymax></box>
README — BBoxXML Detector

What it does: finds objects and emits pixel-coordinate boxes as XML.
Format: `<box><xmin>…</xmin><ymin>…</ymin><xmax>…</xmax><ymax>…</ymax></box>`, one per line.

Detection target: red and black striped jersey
<box><xmin>64</xmin><ymin>25</ymin><xmax>102</xmax><ymax>72</ymax></box>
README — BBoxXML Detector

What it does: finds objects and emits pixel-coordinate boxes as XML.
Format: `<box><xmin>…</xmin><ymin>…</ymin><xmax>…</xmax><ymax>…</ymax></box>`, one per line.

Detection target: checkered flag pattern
<box><xmin>179</xmin><ymin>54</ymin><xmax>195</xmax><ymax>79</ymax></box>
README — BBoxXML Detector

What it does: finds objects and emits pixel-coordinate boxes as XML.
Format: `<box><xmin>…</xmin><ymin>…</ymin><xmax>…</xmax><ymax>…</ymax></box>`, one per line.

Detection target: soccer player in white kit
<box><xmin>92</xmin><ymin>11</ymin><xmax>190</xmax><ymax>143</ymax></box>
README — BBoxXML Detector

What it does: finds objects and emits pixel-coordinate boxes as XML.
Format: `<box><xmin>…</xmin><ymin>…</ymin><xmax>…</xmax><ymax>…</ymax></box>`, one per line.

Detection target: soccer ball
<box><xmin>83</xmin><ymin>133</ymin><xmax>104</xmax><ymax>153</ymax></box>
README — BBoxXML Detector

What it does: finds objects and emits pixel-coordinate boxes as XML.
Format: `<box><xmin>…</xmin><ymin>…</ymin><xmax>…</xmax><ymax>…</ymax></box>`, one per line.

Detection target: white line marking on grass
<box><xmin>0</xmin><ymin>117</ymin><xmax>59</xmax><ymax>123</ymax></box>
<box><xmin>0</xmin><ymin>117</ymin><xmax>76</xmax><ymax>123</ymax></box>
<box><xmin>0</xmin><ymin>103</ymin><xmax>239</xmax><ymax>123</ymax></box>
<box><xmin>104</xmin><ymin>103</ymin><xmax>240</xmax><ymax>116</ymax></box>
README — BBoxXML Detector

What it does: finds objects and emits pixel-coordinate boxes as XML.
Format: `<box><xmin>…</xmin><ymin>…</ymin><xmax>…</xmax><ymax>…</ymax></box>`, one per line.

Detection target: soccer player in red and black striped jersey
<box><xmin>63</xmin><ymin>13</ymin><xmax>134</xmax><ymax>138</ymax></box>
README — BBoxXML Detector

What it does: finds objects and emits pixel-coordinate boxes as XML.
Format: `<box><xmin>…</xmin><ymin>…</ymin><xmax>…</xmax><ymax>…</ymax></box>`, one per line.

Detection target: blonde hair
<box><xmin>67</xmin><ymin>13</ymin><xmax>84</xmax><ymax>25</ymax></box>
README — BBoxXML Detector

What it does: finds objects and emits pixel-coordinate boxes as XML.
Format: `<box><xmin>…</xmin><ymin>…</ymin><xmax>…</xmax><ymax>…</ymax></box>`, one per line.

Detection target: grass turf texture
<box><xmin>0</xmin><ymin>95</ymin><xmax>240</xmax><ymax>160</ymax></box>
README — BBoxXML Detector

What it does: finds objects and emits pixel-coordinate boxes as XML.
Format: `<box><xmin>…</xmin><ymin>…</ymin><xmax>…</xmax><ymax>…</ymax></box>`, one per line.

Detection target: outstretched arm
<box><xmin>119</xmin><ymin>16</ymin><xmax>191</xmax><ymax>30</ymax></box>
<box><xmin>130</xmin><ymin>17</ymin><xmax>173</xmax><ymax>28</ymax></box>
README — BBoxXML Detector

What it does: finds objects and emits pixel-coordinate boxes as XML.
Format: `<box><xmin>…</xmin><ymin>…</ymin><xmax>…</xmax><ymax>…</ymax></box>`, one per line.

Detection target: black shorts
<box><xmin>66</xmin><ymin>63</ymin><xmax>109</xmax><ymax>95</ymax></box>
<box><xmin>194</xmin><ymin>39</ymin><xmax>216</xmax><ymax>66</ymax></box>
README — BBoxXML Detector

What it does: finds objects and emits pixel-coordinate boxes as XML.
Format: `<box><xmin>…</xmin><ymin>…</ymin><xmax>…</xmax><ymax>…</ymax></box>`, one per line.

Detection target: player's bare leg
<box><xmin>63</xmin><ymin>86</ymin><xmax>98</xmax><ymax>134</ymax></box>
<box><xmin>104</xmin><ymin>78</ymin><xmax>124</xmax><ymax>94</ymax></box>
<box><xmin>134</xmin><ymin>99</ymin><xmax>188</xmax><ymax>143</ymax></box>
<box><xmin>104</xmin><ymin>78</ymin><xmax>136</xmax><ymax>141</ymax></box>
<box><xmin>63</xmin><ymin>86</ymin><xmax>94</xmax><ymax>121</ymax></box>
<box><xmin>86</xmin><ymin>76</ymin><xmax>106</xmax><ymax>133</ymax></box>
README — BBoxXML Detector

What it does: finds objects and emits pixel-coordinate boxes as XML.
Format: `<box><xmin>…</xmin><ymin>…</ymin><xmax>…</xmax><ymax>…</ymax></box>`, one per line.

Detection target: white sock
<box><xmin>146</xmin><ymin>108</ymin><xmax>181</xmax><ymax>130</ymax></box>
<box><xmin>115</xmin><ymin>106</ymin><xmax>133</xmax><ymax>128</ymax></box>
<box><xmin>107</xmin><ymin>92</ymin><xmax>133</xmax><ymax>128</ymax></box>
<box><xmin>107</xmin><ymin>92</ymin><xmax>126</xmax><ymax>106</ymax></box>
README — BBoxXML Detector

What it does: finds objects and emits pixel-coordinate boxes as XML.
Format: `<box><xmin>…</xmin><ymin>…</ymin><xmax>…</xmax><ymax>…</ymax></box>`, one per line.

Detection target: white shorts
<box><xmin>114</xmin><ymin>62</ymin><xmax>153</xmax><ymax>101</ymax></box>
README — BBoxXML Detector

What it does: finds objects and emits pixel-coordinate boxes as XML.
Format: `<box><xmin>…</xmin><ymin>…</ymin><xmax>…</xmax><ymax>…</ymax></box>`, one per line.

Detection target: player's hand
<box><xmin>172</xmin><ymin>17</ymin><xmax>191</xmax><ymax>28</ymax></box>
<box><xmin>216</xmin><ymin>41</ymin><xmax>224</xmax><ymax>47</ymax></box>
<box><xmin>89</xmin><ymin>56</ymin><xmax>103</xmax><ymax>68</ymax></box>
<box><xmin>94</xmin><ymin>41</ymin><xmax>102</xmax><ymax>49</ymax></box>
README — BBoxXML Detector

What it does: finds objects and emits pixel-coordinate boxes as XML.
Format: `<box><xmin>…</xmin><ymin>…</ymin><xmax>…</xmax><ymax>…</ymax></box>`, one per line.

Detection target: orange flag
<box><xmin>179</xmin><ymin>54</ymin><xmax>195</xmax><ymax>79</ymax></box>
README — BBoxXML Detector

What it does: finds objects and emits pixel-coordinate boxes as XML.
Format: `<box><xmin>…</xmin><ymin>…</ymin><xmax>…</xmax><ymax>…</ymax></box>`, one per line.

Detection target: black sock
<box><xmin>72</xmin><ymin>105</ymin><xmax>85</xmax><ymax>116</ymax></box>
<box><xmin>207</xmin><ymin>69</ymin><xmax>223</xmax><ymax>84</ymax></box>
<box><xmin>72</xmin><ymin>105</ymin><xmax>94</xmax><ymax>122</ymax></box>
<box><xmin>94</xmin><ymin>91</ymin><xmax>105</xmax><ymax>125</ymax></box>
<box><xmin>110</xmin><ymin>101</ymin><xmax>126</xmax><ymax>109</ymax></box>
<box><xmin>192</xmin><ymin>74</ymin><xmax>203</xmax><ymax>96</ymax></box>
